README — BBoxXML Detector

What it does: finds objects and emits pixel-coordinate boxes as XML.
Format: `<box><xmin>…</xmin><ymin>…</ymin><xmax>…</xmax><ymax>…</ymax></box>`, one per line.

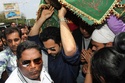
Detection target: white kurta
<box><xmin>5</xmin><ymin>66</ymin><xmax>53</xmax><ymax>83</ymax></box>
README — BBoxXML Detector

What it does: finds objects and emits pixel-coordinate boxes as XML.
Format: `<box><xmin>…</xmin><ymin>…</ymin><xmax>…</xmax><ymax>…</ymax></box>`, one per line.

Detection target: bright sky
<box><xmin>0</xmin><ymin>0</ymin><xmax>41</xmax><ymax>19</ymax></box>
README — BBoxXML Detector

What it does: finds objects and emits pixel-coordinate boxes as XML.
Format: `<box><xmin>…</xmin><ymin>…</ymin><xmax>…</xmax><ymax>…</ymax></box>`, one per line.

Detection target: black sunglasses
<box><xmin>21</xmin><ymin>57</ymin><xmax>42</xmax><ymax>67</ymax></box>
<box><xmin>42</xmin><ymin>47</ymin><xmax>56</xmax><ymax>51</ymax></box>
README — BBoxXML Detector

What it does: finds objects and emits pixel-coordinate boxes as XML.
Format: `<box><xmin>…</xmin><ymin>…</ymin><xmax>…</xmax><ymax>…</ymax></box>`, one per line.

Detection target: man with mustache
<box><xmin>5</xmin><ymin>40</ymin><xmax>53</xmax><ymax>83</ymax></box>
<box><xmin>28</xmin><ymin>6</ymin><xmax>80</xmax><ymax>83</ymax></box>
<box><xmin>0</xmin><ymin>28</ymin><xmax>22</xmax><ymax>82</ymax></box>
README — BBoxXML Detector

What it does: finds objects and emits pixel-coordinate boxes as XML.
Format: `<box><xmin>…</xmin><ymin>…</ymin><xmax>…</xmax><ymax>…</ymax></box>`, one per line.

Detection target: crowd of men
<box><xmin>0</xmin><ymin>2</ymin><xmax>125</xmax><ymax>83</ymax></box>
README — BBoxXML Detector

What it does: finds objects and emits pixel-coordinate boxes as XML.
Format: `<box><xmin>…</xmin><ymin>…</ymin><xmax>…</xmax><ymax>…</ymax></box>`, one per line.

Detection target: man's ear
<box><xmin>106</xmin><ymin>42</ymin><xmax>113</xmax><ymax>47</ymax></box>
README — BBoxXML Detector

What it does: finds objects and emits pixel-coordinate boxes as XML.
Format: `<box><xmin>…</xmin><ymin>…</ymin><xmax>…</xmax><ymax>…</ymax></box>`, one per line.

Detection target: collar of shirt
<box><xmin>18</xmin><ymin>66</ymin><xmax>53</xmax><ymax>83</ymax></box>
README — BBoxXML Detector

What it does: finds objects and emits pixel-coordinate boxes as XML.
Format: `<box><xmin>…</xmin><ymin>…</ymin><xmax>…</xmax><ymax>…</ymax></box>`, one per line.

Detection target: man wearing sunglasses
<box><xmin>28</xmin><ymin>6</ymin><xmax>80</xmax><ymax>83</ymax></box>
<box><xmin>5</xmin><ymin>40</ymin><xmax>53</xmax><ymax>83</ymax></box>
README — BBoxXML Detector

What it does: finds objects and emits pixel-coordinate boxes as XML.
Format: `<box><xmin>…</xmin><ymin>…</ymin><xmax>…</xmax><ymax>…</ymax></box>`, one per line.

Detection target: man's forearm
<box><xmin>29</xmin><ymin>18</ymin><xmax>46</xmax><ymax>36</ymax></box>
<box><xmin>60</xmin><ymin>19</ymin><xmax>77</xmax><ymax>56</ymax></box>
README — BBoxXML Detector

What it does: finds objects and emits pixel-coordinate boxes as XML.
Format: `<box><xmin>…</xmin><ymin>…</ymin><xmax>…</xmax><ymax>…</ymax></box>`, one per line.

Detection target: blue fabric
<box><xmin>48</xmin><ymin>50</ymin><xmax>80</xmax><ymax>83</ymax></box>
<box><xmin>0</xmin><ymin>47</ymin><xmax>17</xmax><ymax>78</ymax></box>
<box><xmin>28</xmin><ymin>35</ymin><xmax>43</xmax><ymax>47</ymax></box>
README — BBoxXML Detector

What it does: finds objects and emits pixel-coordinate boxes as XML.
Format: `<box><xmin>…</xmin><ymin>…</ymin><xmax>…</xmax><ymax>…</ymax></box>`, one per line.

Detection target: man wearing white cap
<box><xmin>91</xmin><ymin>24</ymin><xmax>115</xmax><ymax>52</ymax></box>
<box><xmin>81</xmin><ymin>24</ymin><xmax>115</xmax><ymax>64</ymax></box>
<box><xmin>82</xmin><ymin>24</ymin><xmax>115</xmax><ymax>83</ymax></box>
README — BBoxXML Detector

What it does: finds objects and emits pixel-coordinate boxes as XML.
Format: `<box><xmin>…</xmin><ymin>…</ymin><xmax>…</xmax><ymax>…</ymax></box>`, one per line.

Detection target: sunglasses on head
<box><xmin>21</xmin><ymin>57</ymin><xmax>42</xmax><ymax>67</ymax></box>
<box><xmin>43</xmin><ymin>47</ymin><xmax>56</xmax><ymax>51</ymax></box>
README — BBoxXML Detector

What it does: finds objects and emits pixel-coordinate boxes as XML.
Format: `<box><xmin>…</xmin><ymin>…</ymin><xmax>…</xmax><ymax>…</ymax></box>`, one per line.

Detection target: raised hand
<box><xmin>58</xmin><ymin>6</ymin><xmax>67</xmax><ymax>19</ymax></box>
<box><xmin>29</xmin><ymin>6</ymin><xmax>54</xmax><ymax>36</ymax></box>
<box><xmin>40</xmin><ymin>6</ymin><xmax>54</xmax><ymax>20</ymax></box>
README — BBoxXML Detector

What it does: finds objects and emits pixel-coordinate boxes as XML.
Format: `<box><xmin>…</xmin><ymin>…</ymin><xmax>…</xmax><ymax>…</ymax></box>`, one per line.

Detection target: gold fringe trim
<box><xmin>59</xmin><ymin>0</ymin><xmax>120</xmax><ymax>24</ymax></box>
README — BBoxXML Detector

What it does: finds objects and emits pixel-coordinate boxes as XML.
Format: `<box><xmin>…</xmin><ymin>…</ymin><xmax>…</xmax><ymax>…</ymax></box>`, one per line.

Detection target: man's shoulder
<box><xmin>0</xmin><ymin>47</ymin><xmax>11</xmax><ymax>56</ymax></box>
<box><xmin>72</xmin><ymin>28</ymin><xmax>81</xmax><ymax>35</ymax></box>
<box><xmin>28</xmin><ymin>35</ymin><xmax>39</xmax><ymax>40</ymax></box>
<box><xmin>5</xmin><ymin>68</ymin><xmax>21</xmax><ymax>83</ymax></box>
<box><xmin>0</xmin><ymin>47</ymin><xmax>12</xmax><ymax>60</ymax></box>
<box><xmin>41</xmin><ymin>66</ymin><xmax>53</xmax><ymax>83</ymax></box>
<box><xmin>0</xmin><ymin>50</ymin><xmax>8</xmax><ymax>56</ymax></box>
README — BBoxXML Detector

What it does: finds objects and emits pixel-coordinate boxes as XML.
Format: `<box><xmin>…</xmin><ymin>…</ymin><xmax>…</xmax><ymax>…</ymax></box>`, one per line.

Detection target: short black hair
<box><xmin>40</xmin><ymin>26</ymin><xmax>61</xmax><ymax>45</ymax></box>
<box><xmin>78</xmin><ymin>20</ymin><xmax>95</xmax><ymax>35</ymax></box>
<box><xmin>16</xmin><ymin>40</ymin><xmax>42</xmax><ymax>60</ymax></box>
<box><xmin>4</xmin><ymin>27</ymin><xmax>22</xmax><ymax>40</ymax></box>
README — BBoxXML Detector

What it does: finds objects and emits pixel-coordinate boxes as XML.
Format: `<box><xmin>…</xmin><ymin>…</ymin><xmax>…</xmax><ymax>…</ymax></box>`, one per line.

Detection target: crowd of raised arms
<box><xmin>0</xmin><ymin>0</ymin><xmax>125</xmax><ymax>83</ymax></box>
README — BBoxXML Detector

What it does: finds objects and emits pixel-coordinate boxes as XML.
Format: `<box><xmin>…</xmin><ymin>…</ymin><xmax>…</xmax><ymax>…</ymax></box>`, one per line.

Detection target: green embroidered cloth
<box><xmin>37</xmin><ymin>0</ymin><xmax>59</xmax><ymax>29</ymax></box>
<box><xmin>60</xmin><ymin>0</ymin><xmax>124</xmax><ymax>25</ymax></box>
<box><xmin>38</xmin><ymin>0</ymin><xmax>124</xmax><ymax>26</ymax></box>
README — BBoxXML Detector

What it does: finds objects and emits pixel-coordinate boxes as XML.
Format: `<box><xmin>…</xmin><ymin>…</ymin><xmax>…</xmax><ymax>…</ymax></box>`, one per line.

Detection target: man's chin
<box><xmin>23</xmin><ymin>38</ymin><xmax>27</xmax><ymax>41</ymax></box>
<box><xmin>0</xmin><ymin>46</ymin><xmax>3</xmax><ymax>48</ymax></box>
<box><xmin>51</xmin><ymin>54</ymin><xmax>57</xmax><ymax>57</ymax></box>
<box><xmin>11</xmin><ymin>49</ymin><xmax>17</xmax><ymax>53</ymax></box>
<box><xmin>29</xmin><ymin>74</ymin><xmax>40</xmax><ymax>80</ymax></box>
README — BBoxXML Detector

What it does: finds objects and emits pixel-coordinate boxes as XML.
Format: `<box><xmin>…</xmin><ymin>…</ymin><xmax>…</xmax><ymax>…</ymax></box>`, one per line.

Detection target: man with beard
<box><xmin>0</xmin><ymin>28</ymin><xmax>22</xmax><ymax>82</ymax></box>
<box><xmin>72</xmin><ymin>20</ymin><xmax>95</xmax><ymax>83</ymax></box>
<box><xmin>28</xmin><ymin>6</ymin><xmax>80</xmax><ymax>83</ymax></box>
<box><xmin>82</xmin><ymin>24</ymin><xmax>115</xmax><ymax>83</ymax></box>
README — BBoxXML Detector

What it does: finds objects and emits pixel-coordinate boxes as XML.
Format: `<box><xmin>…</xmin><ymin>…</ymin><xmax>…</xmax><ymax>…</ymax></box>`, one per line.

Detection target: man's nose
<box><xmin>12</xmin><ymin>41</ymin><xmax>16</xmax><ymax>45</ymax></box>
<box><xmin>24</xmin><ymin>34</ymin><xmax>27</xmax><ymax>37</ymax></box>
<box><xmin>92</xmin><ymin>46</ymin><xmax>96</xmax><ymax>51</ymax></box>
<box><xmin>47</xmin><ymin>50</ymin><xmax>52</xmax><ymax>54</ymax></box>
<box><xmin>30</xmin><ymin>61</ymin><xmax>36</xmax><ymax>68</ymax></box>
